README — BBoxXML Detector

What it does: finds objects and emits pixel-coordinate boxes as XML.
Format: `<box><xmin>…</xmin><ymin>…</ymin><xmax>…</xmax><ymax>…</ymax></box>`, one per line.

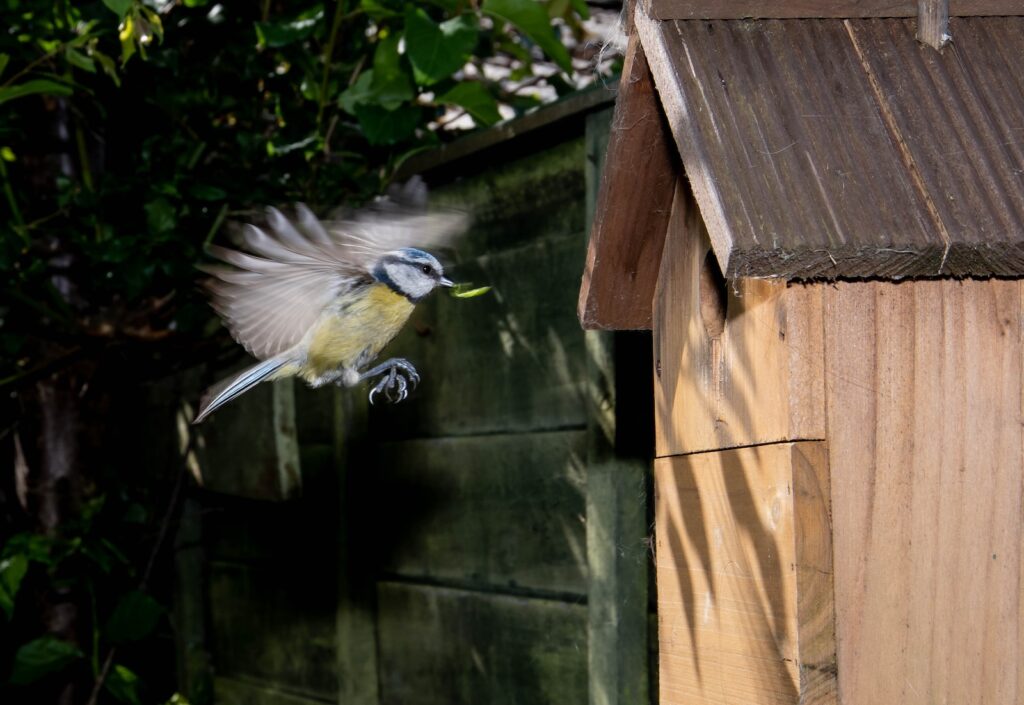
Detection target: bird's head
<box><xmin>372</xmin><ymin>248</ymin><xmax>453</xmax><ymax>302</ymax></box>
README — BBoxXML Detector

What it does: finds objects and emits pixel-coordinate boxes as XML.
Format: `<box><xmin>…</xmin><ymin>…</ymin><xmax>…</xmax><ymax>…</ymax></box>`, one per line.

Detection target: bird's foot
<box><xmin>360</xmin><ymin>358</ymin><xmax>419</xmax><ymax>404</ymax></box>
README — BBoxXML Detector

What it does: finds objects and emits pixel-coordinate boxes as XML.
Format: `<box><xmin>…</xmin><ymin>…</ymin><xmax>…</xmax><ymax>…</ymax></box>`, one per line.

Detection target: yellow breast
<box><xmin>303</xmin><ymin>284</ymin><xmax>415</xmax><ymax>380</ymax></box>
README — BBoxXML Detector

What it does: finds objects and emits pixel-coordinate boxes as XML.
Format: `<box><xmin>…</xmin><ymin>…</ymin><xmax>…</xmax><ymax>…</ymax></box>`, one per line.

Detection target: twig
<box><xmin>316</xmin><ymin>0</ymin><xmax>347</xmax><ymax>132</ymax></box>
<box><xmin>203</xmin><ymin>203</ymin><xmax>229</xmax><ymax>247</ymax></box>
<box><xmin>0</xmin><ymin>157</ymin><xmax>26</xmax><ymax>242</ymax></box>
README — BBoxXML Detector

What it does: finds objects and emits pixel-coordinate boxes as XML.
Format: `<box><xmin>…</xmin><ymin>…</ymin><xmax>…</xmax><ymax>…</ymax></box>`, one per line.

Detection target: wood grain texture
<box><xmin>578</xmin><ymin>32</ymin><xmax>676</xmax><ymax>331</ymax></box>
<box><xmin>214</xmin><ymin>677</ymin><xmax>329</xmax><ymax>705</ymax></box>
<box><xmin>584</xmin><ymin>104</ymin><xmax>653</xmax><ymax>705</ymax></box>
<box><xmin>585</xmin><ymin>329</ymin><xmax>651</xmax><ymax>705</ymax></box>
<box><xmin>645</xmin><ymin>0</ymin><xmax>1024</xmax><ymax>19</ymax></box>
<box><xmin>653</xmin><ymin>181</ymin><xmax>825</xmax><ymax>457</ymax></box>
<box><xmin>376</xmin><ymin>582</ymin><xmax>588</xmax><ymax>705</ymax></box>
<box><xmin>635</xmin><ymin>7</ymin><xmax>1024</xmax><ymax>279</ymax></box>
<box><xmin>917</xmin><ymin>0</ymin><xmax>950</xmax><ymax>47</ymax></box>
<box><xmin>381</xmin><ymin>231</ymin><xmax>589</xmax><ymax>438</ymax></box>
<box><xmin>373</xmin><ymin>431</ymin><xmax>588</xmax><ymax>596</ymax></box>
<box><xmin>208</xmin><ymin>561</ymin><xmax>338</xmax><ymax>700</ymax></box>
<box><xmin>655</xmin><ymin>443</ymin><xmax>837</xmax><ymax>705</ymax></box>
<box><xmin>194</xmin><ymin>377</ymin><xmax>301</xmax><ymax>501</ymax></box>
<box><xmin>823</xmin><ymin>279</ymin><xmax>1023</xmax><ymax>705</ymax></box>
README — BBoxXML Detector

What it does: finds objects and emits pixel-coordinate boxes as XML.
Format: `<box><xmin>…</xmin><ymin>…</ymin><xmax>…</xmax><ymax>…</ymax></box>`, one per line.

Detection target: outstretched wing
<box><xmin>321</xmin><ymin>202</ymin><xmax>469</xmax><ymax>272</ymax></box>
<box><xmin>200</xmin><ymin>189</ymin><xmax>469</xmax><ymax>361</ymax></box>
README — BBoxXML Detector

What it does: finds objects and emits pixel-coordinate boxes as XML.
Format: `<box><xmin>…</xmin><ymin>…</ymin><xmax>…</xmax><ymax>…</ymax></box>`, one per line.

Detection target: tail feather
<box><xmin>193</xmin><ymin>357</ymin><xmax>289</xmax><ymax>424</ymax></box>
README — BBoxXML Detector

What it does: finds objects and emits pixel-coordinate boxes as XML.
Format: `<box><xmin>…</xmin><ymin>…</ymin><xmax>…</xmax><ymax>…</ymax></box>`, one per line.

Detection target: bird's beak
<box><xmin>439</xmin><ymin>277</ymin><xmax>455</xmax><ymax>288</ymax></box>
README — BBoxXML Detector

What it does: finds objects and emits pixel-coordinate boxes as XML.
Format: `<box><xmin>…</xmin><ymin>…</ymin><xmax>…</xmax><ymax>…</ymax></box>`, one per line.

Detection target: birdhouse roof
<box><xmin>580</xmin><ymin>2</ymin><xmax>1024</xmax><ymax>329</ymax></box>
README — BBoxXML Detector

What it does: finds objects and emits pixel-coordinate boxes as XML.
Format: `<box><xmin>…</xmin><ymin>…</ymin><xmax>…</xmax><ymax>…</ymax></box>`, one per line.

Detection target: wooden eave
<box><xmin>579</xmin><ymin>3</ymin><xmax>1024</xmax><ymax>330</ymax></box>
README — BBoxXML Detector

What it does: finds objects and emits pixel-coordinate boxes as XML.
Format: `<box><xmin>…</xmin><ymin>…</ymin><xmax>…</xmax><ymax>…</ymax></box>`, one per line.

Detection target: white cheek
<box><xmin>386</xmin><ymin>264</ymin><xmax>433</xmax><ymax>299</ymax></box>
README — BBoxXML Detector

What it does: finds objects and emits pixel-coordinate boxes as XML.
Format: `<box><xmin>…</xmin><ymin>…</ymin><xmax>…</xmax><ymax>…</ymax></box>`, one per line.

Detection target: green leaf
<box><xmin>189</xmin><ymin>184</ymin><xmax>226</xmax><ymax>201</ymax></box>
<box><xmin>255</xmin><ymin>8</ymin><xmax>324</xmax><ymax>48</ymax></box>
<box><xmin>338</xmin><ymin>70</ymin><xmax>375</xmax><ymax>115</ymax></box>
<box><xmin>145</xmin><ymin>198</ymin><xmax>176</xmax><ymax>233</ymax></box>
<box><xmin>102</xmin><ymin>0</ymin><xmax>133</xmax><ymax>18</ymax></box>
<box><xmin>0</xmin><ymin>554</ymin><xmax>28</xmax><ymax>619</ymax></box>
<box><xmin>92</xmin><ymin>49</ymin><xmax>120</xmax><ymax>85</ymax></box>
<box><xmin>449</xmin><ymin>283</ymin><xmax>492</xmax><ymax>298</ymax></box>
<box><xmin>354</xmin><ymin>103</ymin><xmax>420</xmax><ymax>145</ymax></box>
<box><xmin>569</xmin><ymin>0</ymin><xmax>590</xmax><ymax>20</ymax></box>
<box><xmin>0</xmin><ymin>146</ymin><xmax>14</xmax><ymax>162</ymax></box>
<box><xmin>105</xmin><ymin>664</ymin><xmax>142</xmax><ymax>705</ymax></box>
<box><xmin>404</xmin><ymin>8</ymin><xmax>476</xmax><ymax>85</ymax></box>
<box><xmin>66</xmin><ymin>48</ymin><xmax>96</xmax><ymax>73</ymax></box>
<box><xmin>0</xmin><ymin>78</ymin><xmax>73</xmax><ymax>106</ymax></box>
<box><xmin>10</xmin><ymin>636</ymin><xmax>83</xmax><ymax>685</ymax></box>
<box><xmin>438</xmin><ymin>82</ymin><xmax>501</xmax><ymax>126</ymax></box>
<box><xmin>371</xmin><ymin>34</ymin><xmax>413</xmax><ymax>109</ymax></box>
<box><xmin>0</xmin><ymin>54</ymin><xmax>9</xmax><ymax>80</ymax></box>
<box><xmin>483</xmin><ymin>0</ymin><xmax>573</xmax><ymax>73</ymax></box>
<box><xmin>360</xmin><ymin>0</ymin><xmax>400</xmax><ymax>19</ymax></box>
<box><xmin>105</xmin><ymin>590</ymin><xmax>163</xmax><ymax>644</ymax></box>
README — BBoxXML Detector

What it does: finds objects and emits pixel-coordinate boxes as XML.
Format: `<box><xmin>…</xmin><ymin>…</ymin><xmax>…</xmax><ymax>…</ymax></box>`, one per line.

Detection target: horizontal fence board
<box><xmin>376</xmin><ymin>232</ymin><xmax>588</xmax><ymax>438</ymax></box>
<box><xmin>208</xmin><ymin>562</ymin><xmax>337</xmax><ymax>698</ymax></box>
<box><xmin>428</xmin><ymin>138</ymin><xmax>586</xmax><ymax>258</ymax></box>
<box><xmin>203</xmin><ymin>444</ymin><xmax>335</xmax><ymax>564</ymax></box>
<box><xmin>376</xmin><ymin>582</ymin><xmax>588</xmax><ymax>705</ymax></box>
<box><xmin>374</xmin><ymin>431</ymin><xmax>588</xmax><ymax>596</ymax></box>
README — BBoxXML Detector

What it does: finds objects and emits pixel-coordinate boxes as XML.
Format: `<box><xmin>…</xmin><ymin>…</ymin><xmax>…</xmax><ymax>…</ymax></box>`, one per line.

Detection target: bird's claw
<box><xmin>366</xmin><ymin>360</ymin><xmax>417</xmax><ymax>405</ymax></box>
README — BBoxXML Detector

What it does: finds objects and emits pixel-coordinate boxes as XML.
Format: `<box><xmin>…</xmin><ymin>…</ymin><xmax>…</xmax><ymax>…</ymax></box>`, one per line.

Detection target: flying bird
<box><xmin>194</xmin><ymin>182</ymin><xmax>467</xmax><ymax>423</ymax></box>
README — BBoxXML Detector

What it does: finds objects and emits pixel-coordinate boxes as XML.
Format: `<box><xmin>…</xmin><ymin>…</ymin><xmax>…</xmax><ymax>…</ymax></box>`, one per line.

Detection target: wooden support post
<box><xmin>917</xmin><ymin>0</ymin><xmax>950</xmax><ymax>48</ymax></box>
<box><xmin>173</xmin><ymin>496</ymin><xmax>214</xmax><ymax>705</ymax></box>
<box><xmin>585</xmin><ymin>106</ymin><xmax>652</xmax><ymax>705</ymax></box>
<box><xmin>333</xmin><ymin>387</ymin><xmax>381</xmax><ymax>705</ymax></box>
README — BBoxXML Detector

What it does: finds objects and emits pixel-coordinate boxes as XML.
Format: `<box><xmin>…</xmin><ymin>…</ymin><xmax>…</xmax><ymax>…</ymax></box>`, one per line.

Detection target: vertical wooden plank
<box><xmin>334</xmin><ymin>387</ymin><xmax>380</xmax><ymax>705</ymax></box>
<box><xmin>173</xmin><ymin>496</ymin><xmax>214</xmax><ymax>705</ymax></box>
<box><xmin>194</xmin><ymin>377</ymin><xmax>301</xmax><ymax>501</ymax></box>
<box><xmin>824</xmin><ymin>279</ymin><xmax>1023</xmax><ymax>705</ymax></box>
<box><xmin>917</xmin><ymin>0</ymin><xmax>950</xmax><ymax>48</ymax></box>
<box><xmin>653</xmin><ymin>181</ymin><xmax>825</xmax><ymax>457</ymax></box>
<box><xmin>654</xmin><ymin>442</ymin><xmax>836</xmax><ymax>705</ymax></box>
<box><xmin>585</xmin><ymin>105</ymin><xmax>651</xmax><ymax>705</ymax></box>
<box><xmin>578</xmin><ymin>31</ymin><xmax>677</xmax><ymax>331</ymax></box>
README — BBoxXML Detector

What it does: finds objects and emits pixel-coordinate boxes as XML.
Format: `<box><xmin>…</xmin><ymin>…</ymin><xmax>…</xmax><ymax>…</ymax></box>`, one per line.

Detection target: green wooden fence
<box><xmin>155</xmin><ymin>89</ymin><xmax>655</xmax><ymax>705</ymax></box>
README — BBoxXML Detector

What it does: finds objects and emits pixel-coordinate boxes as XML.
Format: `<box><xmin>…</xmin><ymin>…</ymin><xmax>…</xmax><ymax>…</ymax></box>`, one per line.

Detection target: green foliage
<box><xmin>0</xmin><ymin>0</ymin><xmax>591</xmax><ymax>391</ymax></box>
<box><xmin>439</xmin><ymin>83</ymin><xmax>501</xmax><ymax>126</ymax></box>
<box><xmin>9</xmin><ymin>636</ymin><xmax>84</xmax><ymax>685</ymax></box>
<box><xmin>1</xmin><ymin>491</ymin><xmax>173</xmax><ymax>701</ymax></box>
<box><xmin>104</xmin><ymin>591</ymin><xmax>164</xmax><ymax>644</ymax></box>
<box><xmin>484</xmin><ymin>0</ymin><xmax>573</xmax><ymax>73</ymax></box>
<box><xmin>0</xmin><ymin>555</ymin><xmax>29</xmax><ymax>619</ymax></box>
<box><xmin>106</xmin><ymin>664</ymin><xmax>142</xmax><ymax>705</ymax></box>
<box><xmin>405</xmin><ymin>9</ymin><xmax>478</xmax><ymax>85</ymax></box>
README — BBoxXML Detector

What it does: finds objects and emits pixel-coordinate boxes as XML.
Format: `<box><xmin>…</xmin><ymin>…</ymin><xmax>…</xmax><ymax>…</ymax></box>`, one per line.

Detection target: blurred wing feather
<box><xmin>200</xmin><ymin>187</ymin><xmax>469</xmax><ymax>360</ymax></box>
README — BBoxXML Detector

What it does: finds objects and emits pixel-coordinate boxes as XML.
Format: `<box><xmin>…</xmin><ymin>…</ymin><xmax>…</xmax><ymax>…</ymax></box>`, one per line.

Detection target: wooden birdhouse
<box><xmin>580</xmin><ymin>2</ymin><xmax>1024</xmax><ymax>704</ymax></box>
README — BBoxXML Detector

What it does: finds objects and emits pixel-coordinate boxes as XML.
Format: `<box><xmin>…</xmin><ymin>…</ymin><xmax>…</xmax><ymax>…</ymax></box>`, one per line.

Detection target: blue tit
<box><xmin>193</xmin><ymin>193</ymin><xmax>466</xmax><ymax>424</ymax></box>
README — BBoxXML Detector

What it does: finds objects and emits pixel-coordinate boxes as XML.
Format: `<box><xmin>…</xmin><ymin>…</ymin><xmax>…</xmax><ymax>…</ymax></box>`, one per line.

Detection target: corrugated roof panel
<box><xmin>636</xmin><ymin>10</ymin><xmax>1024</xmax><ymax>279</ymax></box>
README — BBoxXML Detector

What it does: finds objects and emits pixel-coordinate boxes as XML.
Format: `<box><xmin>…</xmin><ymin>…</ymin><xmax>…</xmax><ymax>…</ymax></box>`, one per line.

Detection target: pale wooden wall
<box><xmin>653</xmin><ymin>181</ymin><xmax>1024</xmax><ymax>705</ymax></box>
